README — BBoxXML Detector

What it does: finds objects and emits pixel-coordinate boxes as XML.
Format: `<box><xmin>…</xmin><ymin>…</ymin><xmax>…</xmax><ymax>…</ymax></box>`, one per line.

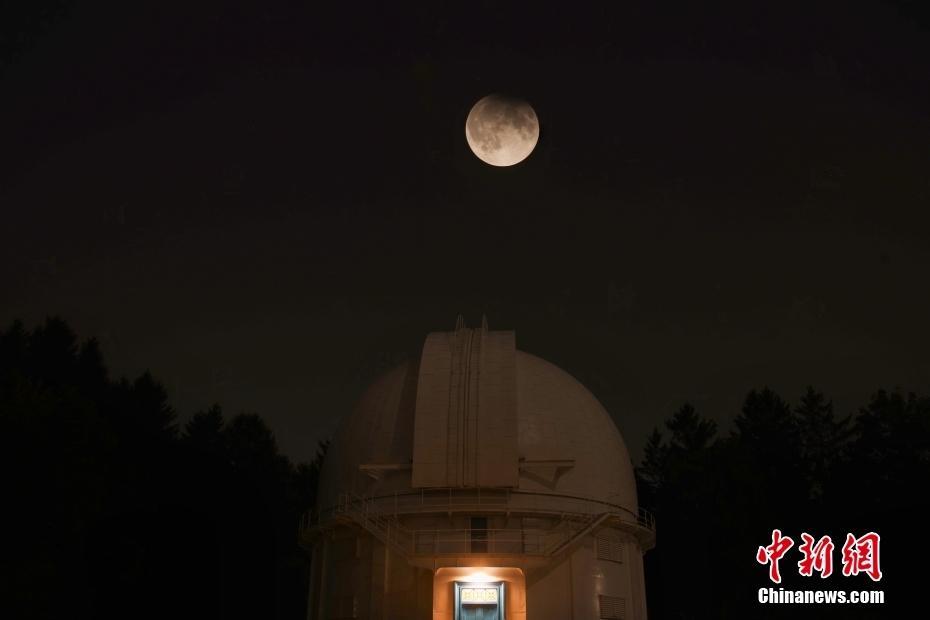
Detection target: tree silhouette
<box><xmin>184</xmin><ymin>404</ymin><xmax>226</xmax><ymax>457</ymax></box>
<box><xmin>1</xmin><ymin>318</ymin><xmax>324</xmax><ymax>620</ymax></box>
<box><xmin>639</xmin><ymin>385</ymin><xmax>929</xmax><ymax>618</ymax></box>
<box><xmin>666</xmin><ymin>402</ymin><xmax>717</xmax><ymax>451</ymax></box>
<box><xmin>638</xmin><ymin>427</ymin><xmax>667</xmax><ymax>499</ymax></box>
<box><xmin>5</xmin><ymin>317</ymin><xmax>927</xmax><ymax>619</ymax></box>
<box><xmin>795</xmin><ymin>386</ymin><xmax>851</xmax><ymax>501</ymax></box>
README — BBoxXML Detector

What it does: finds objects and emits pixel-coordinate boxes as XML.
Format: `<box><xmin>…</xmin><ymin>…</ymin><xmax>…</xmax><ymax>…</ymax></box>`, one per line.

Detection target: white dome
<box><xmin>318</xmin><ymin>341</ymin><xmax>638</xmax><ymax>514</ymax></box>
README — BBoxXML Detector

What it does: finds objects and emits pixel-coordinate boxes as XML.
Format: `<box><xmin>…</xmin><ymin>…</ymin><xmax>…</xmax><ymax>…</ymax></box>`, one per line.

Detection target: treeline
<box><xmin>0</xmin><ymin>318</ymin><xmax>325</xmax><ymax>620</ymax></box>
<box><xmin>4</xmin><ymin>317</ymin><xmax>928</xmax><ymax>619</ymax></box>
<box><xmin>638</xmin><ymin>386</ymin><xmax>930</xmax><ymax>617</ymax></box>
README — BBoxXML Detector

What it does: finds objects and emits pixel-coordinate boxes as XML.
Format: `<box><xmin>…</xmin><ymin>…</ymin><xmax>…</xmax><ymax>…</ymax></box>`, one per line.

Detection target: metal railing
<box><xmin>412</xmin><ymin>528</ymin><xmax>547</xmax><ymax>555</ymax></box>
<box><xmin>299</xmin><ymin>487</ymin><xmax>656</xmax><ymax>557</ymax></box>
<box><xmin>307</xmin><ymin>487</ymin><xmax>654</xmax><ymax>530</ymax></box>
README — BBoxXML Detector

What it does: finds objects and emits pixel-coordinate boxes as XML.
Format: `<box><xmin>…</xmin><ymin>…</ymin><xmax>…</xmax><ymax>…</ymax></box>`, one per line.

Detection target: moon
<box><xmin>465</xmin><ymin>94</ymin><xmax>539</xmax><ymax>167</ymax></box>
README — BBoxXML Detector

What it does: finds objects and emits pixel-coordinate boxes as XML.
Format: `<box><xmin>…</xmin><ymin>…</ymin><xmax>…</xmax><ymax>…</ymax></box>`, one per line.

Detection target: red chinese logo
<box><xmin>797</xmin><ymin>533</ymin><xmax>834</xmax><ymax>578</ymax></box>
<box><xmin>758</xmin><ymin>530</ymin><xmax>882</xmax><ymax>582</ymax></box>
<box><xmin>841</xmin><ymin>532</ymin><xmax>882</xmax><ymax>582</ymax></box>
<box><xmin>756</xmin><ymin>529</ymin><xmax>794</xmax><ymax>583</ymax></box>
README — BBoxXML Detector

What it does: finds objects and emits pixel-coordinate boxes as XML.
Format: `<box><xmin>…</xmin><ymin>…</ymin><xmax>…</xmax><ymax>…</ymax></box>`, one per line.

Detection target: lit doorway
<box><xmin>454</xmin><ymin>581</ymin><xmax>504</xmax><ymax>620</ymax></box>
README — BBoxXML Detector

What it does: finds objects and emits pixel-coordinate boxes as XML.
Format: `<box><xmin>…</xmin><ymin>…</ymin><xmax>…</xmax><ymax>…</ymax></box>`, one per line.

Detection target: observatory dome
<box><xmin>304</xmin><ymin>322</ymin><xmax>653</xmax><ymax>620</ymax></box>
<box><xmin>318</xmin><ymin>334</ymin><xmax>638</xmax><ymax>515</ymax></box>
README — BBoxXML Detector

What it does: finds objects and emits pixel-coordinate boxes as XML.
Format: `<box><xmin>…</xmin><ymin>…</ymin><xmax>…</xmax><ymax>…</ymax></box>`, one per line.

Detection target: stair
<box><xmin>335</xmin><ymin>493</ymin><xmax>413</xmax><ymax>559</ymax></box>
<box><xmin>543</xmin><ymin>512</ymin><xmax>610</xmax><ymax>558</ymax></box>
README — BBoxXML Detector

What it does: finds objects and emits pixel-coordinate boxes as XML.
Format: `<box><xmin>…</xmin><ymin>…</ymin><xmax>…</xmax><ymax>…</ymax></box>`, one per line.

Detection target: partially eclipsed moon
<box><xmin>465</xmin><ymin>94</ymin><xmax>539</xmax><ymax>167</ymax></box>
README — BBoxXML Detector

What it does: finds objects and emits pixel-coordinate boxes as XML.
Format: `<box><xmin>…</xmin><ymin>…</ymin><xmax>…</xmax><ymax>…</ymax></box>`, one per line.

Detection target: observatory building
<box><xmin>300</xmin><ymin>319</ymin><xmax>655</xmax><ymax>619</ymax></box>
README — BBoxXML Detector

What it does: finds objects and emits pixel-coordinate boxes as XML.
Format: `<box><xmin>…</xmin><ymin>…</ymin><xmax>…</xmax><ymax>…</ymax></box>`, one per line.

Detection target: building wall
<box><xmin>525</xmin><ymin>555</ymin><xmax>573</xmax><ymax>620</ymax></box>
<box><xmin>525</xmin><ymin>530</ymin><xmax>648</xmax><ymax>620</ymax></box>
<box><xmin>309</xmin><ymin>531</ymin><xmax>433</xmax><ymax>620</ymax></box>
<box><xmin>309</xmin><ymin>527</ymin><xmax>647</xmax><ymax>620</ymax></box>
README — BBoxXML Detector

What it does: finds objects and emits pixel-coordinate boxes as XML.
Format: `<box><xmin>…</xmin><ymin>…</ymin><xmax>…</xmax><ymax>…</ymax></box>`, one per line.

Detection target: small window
<box><xmin>596</xmin><ymin>535</ymin><xmax>624</xmax><ymax>563</ymax></box>
<box><xmin>598</xmin><ymin>595</ymin><xmax>626</xmax><ymax>620</ymax></box>
<box><xmin>470</xmin><ymin>516</ymin><xmax>488</xmax><ymax>553</ymax></box>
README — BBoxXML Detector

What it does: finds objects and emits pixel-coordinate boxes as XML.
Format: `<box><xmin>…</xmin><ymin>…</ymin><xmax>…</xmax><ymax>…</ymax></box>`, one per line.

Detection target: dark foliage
<box><xmin>0</xmin><ymin>318</ymin><xmax>326</xmax><ymax>620</ymax></box>
<box><xmin>639</xmin><ymin>386</ymin><xmax>929</xmax><ymax>618</ymax></box>
<box><xmin>3</xmin><ymin>317</ymin><xmax>925</xmax><ymax>619</ymax></box>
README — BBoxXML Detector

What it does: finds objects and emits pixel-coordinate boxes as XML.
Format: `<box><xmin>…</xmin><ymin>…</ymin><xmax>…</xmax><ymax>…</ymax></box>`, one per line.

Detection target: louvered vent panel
<box><xmin>597</xmin><ymin>535</ymin><xmax>624</xmax><ymax>563</ymax></box>
<box><xmin>598</xmin><ymin>595</ymin><xmax>626</xmax><ymax>620</ymax></box>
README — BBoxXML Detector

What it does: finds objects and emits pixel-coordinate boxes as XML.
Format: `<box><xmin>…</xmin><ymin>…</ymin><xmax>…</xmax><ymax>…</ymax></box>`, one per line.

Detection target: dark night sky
<box><xmin>2</xmin><ymin>1</ymin><xmax>929</xmax><ymax>464</ymax></box>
